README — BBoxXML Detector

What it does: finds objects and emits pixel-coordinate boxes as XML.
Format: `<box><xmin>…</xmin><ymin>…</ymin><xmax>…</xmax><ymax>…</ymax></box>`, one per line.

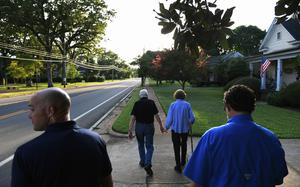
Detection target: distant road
<box><xmin>0</xmin><ymin>79</ymin><xmax>139</xmax><ymax>187</ymax></box>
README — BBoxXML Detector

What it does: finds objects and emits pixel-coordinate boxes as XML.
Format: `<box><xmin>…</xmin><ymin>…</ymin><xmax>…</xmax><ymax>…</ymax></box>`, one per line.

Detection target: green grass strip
<box><xmin>112</xmin><ymin>88</ymin><xmax>139</xmax><ymax>134</ymax></box>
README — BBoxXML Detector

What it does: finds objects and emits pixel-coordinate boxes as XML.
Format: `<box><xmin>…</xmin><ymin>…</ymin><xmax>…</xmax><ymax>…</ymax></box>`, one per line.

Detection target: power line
<box><xmin>0</xmin><ymin>41</ymin><xmax>63</xmax><ymax>59</ymax></box>
<box><xmin>0</xmin><ymin>55</ymin><xmax>123</xmax><ymax>72</ymax></box>
<box><xmin>0</xmin><ymin>55</ymin><xmax>63</xmax><ymax>62</ymax></box>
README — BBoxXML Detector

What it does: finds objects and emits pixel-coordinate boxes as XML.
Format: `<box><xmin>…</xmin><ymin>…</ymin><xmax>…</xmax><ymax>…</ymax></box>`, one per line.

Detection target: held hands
<box><xmin>128</xmin><ymin>131</ymin><xmax>135</xmax><ymax>140</ymax></box>
<box><xmin>160</xmin><ymin>125</ymin><xmax>168</xmax><ymax>134</ymax></box>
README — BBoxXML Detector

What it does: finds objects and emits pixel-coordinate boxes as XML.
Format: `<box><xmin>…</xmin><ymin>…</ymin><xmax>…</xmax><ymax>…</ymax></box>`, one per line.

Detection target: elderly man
<box><xmin>184</xmin><ymin>85</ymin><xmax>288</xmax><ymax>187</ymax></box>
<box><xmin>128</xmin><ymin>88</ymin><xmax>165</xmax><ymax>176</ymax></box>
<box><xmin>11</xmin><ymin>88</ymin><xmax>113</xmax><ymax>187</ymax></box>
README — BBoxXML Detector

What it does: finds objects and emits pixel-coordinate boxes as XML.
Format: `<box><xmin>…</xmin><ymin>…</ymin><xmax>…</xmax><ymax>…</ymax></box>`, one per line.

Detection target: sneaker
<box><xmin>174</xmin><ymin>165</ymin><xmax>182</xmax><ymax>173</ymax></box>
<box><xmin>144</xmin><ymin>165</ymin><xmax>153</xmax><ymax>176</ymax></box>
<box><xmin>139</xmin><ymin>162</ymin><xmax>145</xmax><ymax>168</ymax></box>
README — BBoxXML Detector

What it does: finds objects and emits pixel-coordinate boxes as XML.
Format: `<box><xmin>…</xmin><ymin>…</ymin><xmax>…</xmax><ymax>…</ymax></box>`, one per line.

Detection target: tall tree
<box><xmin>228</xmin><ymin>25</ymin><xmax>266</xmax><ymax>56</ymax></box>
<box><xmin>155</xmin><ymin>0</ymin><xmax>235</xmax><ymax>56</ymax></box>
<box><xmin>131</xmin><ymin>51</ymin><xmax>155</xmax><ymax>86</ymax></box>
<box><xmin>162</xmin><ymin>50</ymin><xmax>198</xmax><ymax>90</ymax></box>
<box><xmin>275</xmin><ymin>0</ymin><xmax>300</xmax><ymax>23</ymax></box>
<box><xmin>2</xmin><ymin>0</ymin><xmax>113</xmax><ymax>87</ymax></box>
<box><xmin>54</xmin><ymin>0</ymin><xmax>114</xmax><ymax>86</ymax></box>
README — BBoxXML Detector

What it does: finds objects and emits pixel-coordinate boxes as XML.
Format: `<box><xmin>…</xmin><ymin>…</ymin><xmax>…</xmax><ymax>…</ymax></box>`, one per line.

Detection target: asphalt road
<box><xmin>0</xmin><ymin>79</ymin><xmax>139</xmax><ymax>187</ymax></box>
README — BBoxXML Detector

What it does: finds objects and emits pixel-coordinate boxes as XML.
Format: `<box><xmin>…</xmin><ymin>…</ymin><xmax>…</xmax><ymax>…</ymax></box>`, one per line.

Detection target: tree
<box><xmin>155</xmin><ymin>0</ymin><xmax>235</xmax><ymax>56</ymax></box>
<box><xmin>67</xmin><ymin>64</ymin><xmax>80</xmax><ymax>82</ymax></box>
<box><xmin>54</xmin><ymin>0</ymin><xmax>114</xmax><ymax>85</ymax></box>
<box><xmin>131</xmin><ymin>51</ymin><xmax>155</xmax><ymax>86</ymax></box>
<box><xmin>2</xmin><ymin>0</ymin><xmax>113</xmax><ymax>87</ymax></box>
<box><xmin>7</xmin><ymin>61</ymin><xmax>27</xmax><ymax>83</ymax></box>
<box><xmin>228</xmin><ymin>25</ymin><xmax>266</xmax><ymax>56</ymax></box>
<box><xmin>149</xmin><ymin>53</ymin><xmax>165</xmax><ymax>85</ymax></box>
<box><xmin>275</xmin><ymin>0</ymin><xmax>300</xmax><ymax>23</ymax></box>
<box><xmin>162</xmin><ymin>50</ymin><xmax>198</xmax><ymax>90</ymax></box>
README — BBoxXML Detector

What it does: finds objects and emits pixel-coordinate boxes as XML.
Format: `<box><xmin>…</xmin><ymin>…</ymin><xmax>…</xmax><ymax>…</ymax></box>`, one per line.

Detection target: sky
<box><xmin>102</xmin><ymin>0</ymin><xmax>277</xmax><ymax>63</ymax></box>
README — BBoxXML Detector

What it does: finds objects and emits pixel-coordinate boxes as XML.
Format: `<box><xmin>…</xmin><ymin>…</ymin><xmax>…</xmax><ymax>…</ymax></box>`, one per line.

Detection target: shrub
<box><xmin>224</xmin><ymin>76</ymin><xmax>261</xmax><ymax>99</ymax></box>
<box><xmin>266</xmin><ymin>92</ymin><xmax>285</xmax><ymax>106</ymax></box>
<box><xmin>280</xmin><ymin>81</ymin><xmax>300</xmax><ymax>108</ymax></box>
<box><xmin>226</xmin><ymin>58</ymin><xmax>250</xmax><ymax>82</ymax></box>
<box><xmin>98</xmin><ymin>76</ymin><xmax>105</xmax><ymax>82</ymax></box>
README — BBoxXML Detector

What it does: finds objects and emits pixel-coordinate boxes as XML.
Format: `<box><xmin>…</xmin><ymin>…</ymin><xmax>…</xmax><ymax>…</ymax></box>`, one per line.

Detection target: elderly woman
<box><xmin>165</xmin><ymin>89</ymin><xmax>195</xmax><ymax>173</ymax></box>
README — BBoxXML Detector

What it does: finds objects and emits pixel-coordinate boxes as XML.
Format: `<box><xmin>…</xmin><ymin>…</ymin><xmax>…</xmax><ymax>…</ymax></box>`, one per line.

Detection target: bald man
<box><xmin>11</xmin><ymin>88</ymin><xmax>113</xmax><ymax>187</ymax></box>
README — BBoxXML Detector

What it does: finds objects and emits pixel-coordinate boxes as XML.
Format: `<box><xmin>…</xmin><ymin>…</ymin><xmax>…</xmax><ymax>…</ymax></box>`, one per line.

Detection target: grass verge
<box><xmin>153</xmin><ymin>85</ymin><xmax>300</xmax><ymax>138</ymax></box>
<box><xmin>112</xmin><ymin>88</ymin><xmax>139</xmax><ymax>134</ymax></box>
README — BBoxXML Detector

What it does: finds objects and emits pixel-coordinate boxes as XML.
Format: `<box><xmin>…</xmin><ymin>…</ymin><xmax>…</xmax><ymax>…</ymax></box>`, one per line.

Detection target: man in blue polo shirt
<box><xmin>11</xmin><ymin>88</ymin><xmax>113</xmax><ymax>187</ymax></box>
<box><xmin>184</xmin><ymin>85</ymin><xmax>288</xmax><ymax>187</ymax></box>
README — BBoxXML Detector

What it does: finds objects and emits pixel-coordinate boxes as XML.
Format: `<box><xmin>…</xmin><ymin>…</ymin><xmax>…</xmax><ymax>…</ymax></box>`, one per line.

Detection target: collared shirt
<box><xmin>184</xmin><ymin>114</ymin><xmax>288</xmax><ymax>187</ymax></box>
<box><xmin>11</xmin><ymin>121</ymin><xmax>112</xmax><ymax>187</ymax></box>
<box><xmin>131</xmin><ymin>97</ymin><xmax>158</xmax><ymax>124</ymax></box>
<box><xmin>165</xmin><ymin>99</ymin><xmax>195</xmax><ymax>133</ymax></box>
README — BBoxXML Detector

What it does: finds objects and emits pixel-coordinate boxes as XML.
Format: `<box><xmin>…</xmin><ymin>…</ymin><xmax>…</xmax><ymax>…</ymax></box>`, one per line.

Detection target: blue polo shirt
<box><xmin>184</xmin><ymin>114</ymin><xmax>288</xmax><ymax>187</ymax></box>
<box><xmin>165</xmin><ymin>99</ymin><xmax>195</xmax><ymax>133</ymax></box>
<box><xmin>11</xmin><ymin>121</ymin><xmax>112</xmax><ymax>187</ymax></box>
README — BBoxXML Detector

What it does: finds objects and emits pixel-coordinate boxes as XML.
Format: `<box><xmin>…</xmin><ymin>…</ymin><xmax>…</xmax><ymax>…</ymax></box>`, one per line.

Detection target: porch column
<box><xmin>261</xmin><ymin>73</ymin><xmax>266</xmax><ymax>90</ymax></box>
<box><xmin>249</xmin><ymin>63</ymin><xmax>254</xmax><ymax>78</ymax></box>
<box><xmin>276</xmin><ymin>59</ymin><xmax>283</xmax><ymax>91</ymax></box>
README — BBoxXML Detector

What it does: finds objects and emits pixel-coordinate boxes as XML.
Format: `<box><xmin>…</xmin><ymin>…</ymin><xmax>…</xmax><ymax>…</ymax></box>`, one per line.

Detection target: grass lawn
<box><xmin>112</xmin><ymin>82</ymin><xmax>300</xmax><ymax>138</ymax></box>
<box><xmin>0</xmin><ymin>80</ymin><xmax>115</xmax><ymax>98</ymax></box>
<box><xmin>112</xmin><ymin>88</ymin><xmax>139</xmax><ymax>134</ymax></box>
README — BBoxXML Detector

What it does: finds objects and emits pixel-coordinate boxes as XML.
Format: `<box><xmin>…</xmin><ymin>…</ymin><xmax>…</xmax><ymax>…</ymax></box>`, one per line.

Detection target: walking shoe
<box><xmin>139</xmin><ymin>161</ymin><xmax>145</xmax><ymax>168</ymax></box>
<box><xmin>174</xmin><ymin>165</ymin><xmax>182</xmax><ymax>173</ymax></box>
<box><xmin>144</xmin><ymin>165</ymin><xmax>153</xmax><ymax>176</ymax></box>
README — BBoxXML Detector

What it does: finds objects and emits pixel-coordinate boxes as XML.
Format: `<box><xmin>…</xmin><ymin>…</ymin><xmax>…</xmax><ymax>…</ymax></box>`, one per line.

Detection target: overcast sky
<box><xmin>102</xmin><ymin>0</ymin><xmax>277</xmax><ymax>63</ymax></box>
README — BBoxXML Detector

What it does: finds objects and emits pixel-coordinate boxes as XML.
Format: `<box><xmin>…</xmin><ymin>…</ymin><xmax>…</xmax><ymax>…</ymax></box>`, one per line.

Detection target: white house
<box><xmin>246</xmin><ymin>17</ymin><xmax>300</xmax><ymax>91</ymax></box>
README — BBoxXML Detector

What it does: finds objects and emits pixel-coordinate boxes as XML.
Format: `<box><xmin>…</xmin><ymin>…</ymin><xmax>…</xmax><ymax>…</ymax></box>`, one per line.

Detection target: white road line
<box><xmin>0</xmin><ymin>155</ymin><xmax>14</xmax><ymax>167</ymax></box>
<box><xmin>74</xmin><ymin>86</ymin><xmax>133</xmax><ymax>121</ymax></box>
<box><xmin>89</xmin><ymin>87</ymin><xmax>135</xmax><ymax>130</ymax></box>
<box><xmin>0</xmin><ymin>86</ymin><xmax>135</xmax><ymax>168</ymax></box>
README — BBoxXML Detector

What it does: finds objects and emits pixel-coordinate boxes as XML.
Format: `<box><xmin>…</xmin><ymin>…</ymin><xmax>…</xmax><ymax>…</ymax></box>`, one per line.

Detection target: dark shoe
<box><xmin>174</xmin><ymin>165</ymin><xmax>182</xmax><ymax>173</ymax></box>
<box><xmin>139</xmin><ymin>161</ymin><xmax>145</xmax><ymax>168</ymax></box>
<box><xmin>144</xmin><ymin>165</ymin><xmax>153</xmax><ymax>176</ymax></box>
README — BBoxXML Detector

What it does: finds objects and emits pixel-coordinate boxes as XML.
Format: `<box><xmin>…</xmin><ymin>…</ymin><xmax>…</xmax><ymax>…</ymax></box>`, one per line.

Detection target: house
<box><xmin>206</xmin><ymin>51</ymin><xmax>244</xmax><ymax>82</ymax></box>
<box><xmin>246</xmin><ymin>17</ymin><xmax>300</xmax><ymax>91</ymax></box>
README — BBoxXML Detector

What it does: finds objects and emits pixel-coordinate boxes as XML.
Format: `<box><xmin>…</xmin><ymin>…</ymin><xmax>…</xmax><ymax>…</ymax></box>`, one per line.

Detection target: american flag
<box><xmin>260</xmin><ymin>57</ymin><xmax>271</xmax><ymax>77</ymax></box>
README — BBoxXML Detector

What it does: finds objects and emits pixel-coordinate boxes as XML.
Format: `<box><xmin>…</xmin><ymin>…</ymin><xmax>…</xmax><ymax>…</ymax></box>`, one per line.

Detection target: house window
<box><xmin>277</xmin><ymin>32</ymin><xmax>281</xmax><ymax>40</ymax></box>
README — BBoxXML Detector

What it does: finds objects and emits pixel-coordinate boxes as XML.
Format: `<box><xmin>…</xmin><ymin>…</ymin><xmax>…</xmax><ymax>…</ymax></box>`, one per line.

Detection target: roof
<box><xmin>206</xmin><ymin>51</ymin><xmax>244</xmax><ymax>66</ymax></box>
<box><xmin>282</xmin><ymin>18</ymin><xmax>300</xmax><ymax>40</ymax></box>
<box><xmin>260</xmin><ymin>18</ymin><xmax>300</xmax><ymax>51</ymax></box>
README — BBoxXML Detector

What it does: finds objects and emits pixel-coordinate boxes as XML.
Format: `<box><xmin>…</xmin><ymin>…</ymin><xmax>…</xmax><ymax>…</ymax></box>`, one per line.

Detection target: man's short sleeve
<box><xmin>130</xmin><ymin>102</ymin><xmax>137</xmax><ymax>116</ymax></box>
<box><xmin>271</xmin><ymin>138</ymin><xmax>288</xmax><ymax>184</ymax></box>
<box><xmin>11</xmin><ymin>147</ymin><xmax>31</xmax><ymax>187</ymax></box>
<box><xmin>183</xmin><ymin>133</ymin><xmax>211</xmax><ymax>186</ymax></box>
<box><xmin>151</xmin><ymin>100</ymin><xmax>159</xmax><ymax>115</ymax></box>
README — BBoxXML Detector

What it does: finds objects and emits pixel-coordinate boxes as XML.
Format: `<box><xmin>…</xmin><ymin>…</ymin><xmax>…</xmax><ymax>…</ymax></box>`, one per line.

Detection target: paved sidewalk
<box><xmin>101</xmin><ymin>87</ymin><xmax>300</xmax><ymax>187</ymax></box>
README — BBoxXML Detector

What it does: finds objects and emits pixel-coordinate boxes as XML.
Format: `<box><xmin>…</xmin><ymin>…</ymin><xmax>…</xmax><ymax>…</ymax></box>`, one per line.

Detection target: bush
<box><xmin>224</xmin><ymin>76</ymin><xmax>261</xmax><ymax>99</ymax></box>
<box><xmin>226</xmin><ymin>58</ymin><xmax>250</xmax><ymax>82</ymax></box>
<box><xmin>98</xmin><ymin>76</ymin><xmax>105</xmax><ymax>82</ymax></box>
<box><xmin>266</xmin><ymin>92</ymin><xmax>285</xmax><ymax>106</ymax></box>
<box><xmin>280</xmin><ymin>81</ymin><xmax>300</xmax><ymax>108</ymax></box>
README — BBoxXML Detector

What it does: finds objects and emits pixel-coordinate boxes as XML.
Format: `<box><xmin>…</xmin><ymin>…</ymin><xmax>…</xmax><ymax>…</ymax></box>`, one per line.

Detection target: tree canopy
<box><xmin>228</xmin><ymin>25</ymin><xmax>266</xmax><ymax>56</ymax></box>
<box><xmin>0</xmin><ymin>0</ymin><xmax>114</xmax><ymax>87</ymax></box>
<box><xmin>155</xmin><ymin>0</ymin><xmax>235</xmax><ymax>56</ymax></box>
<box><xmin>275</xmin><ymin>0</ymin><xmax>300</xmax><ymax>23</ymax></box>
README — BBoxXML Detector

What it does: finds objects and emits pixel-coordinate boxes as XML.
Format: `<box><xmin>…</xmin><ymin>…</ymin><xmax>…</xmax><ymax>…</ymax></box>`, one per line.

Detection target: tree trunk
<box><xmin>178</xmin><ymin>80</ymin><xmax>186</xmax><ymax>90</ymax></box>
<box><xmin>141</xmin><ymin>77</ymin><xmax>145</xmax><ymax>87</ymax></box>
<box><xmin>46</xmin><ymin>61</ymin><xmax>53</xmax><ymax>87</ymax></box>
